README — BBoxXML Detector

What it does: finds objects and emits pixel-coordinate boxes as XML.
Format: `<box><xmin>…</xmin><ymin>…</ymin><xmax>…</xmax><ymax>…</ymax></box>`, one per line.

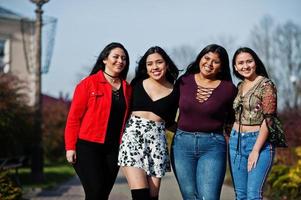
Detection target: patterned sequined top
<box><xmin>233</xmin><ymin>77</ymin><xmax>277</xmax><ymax>126</ymax></box>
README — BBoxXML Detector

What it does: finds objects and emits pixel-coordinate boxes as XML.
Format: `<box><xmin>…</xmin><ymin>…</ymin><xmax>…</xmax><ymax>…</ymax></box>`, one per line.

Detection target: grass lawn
<box><xmin>18</xmin><ymin>163</ymin><xmax>76</xmax><ymax>189</ymax></box>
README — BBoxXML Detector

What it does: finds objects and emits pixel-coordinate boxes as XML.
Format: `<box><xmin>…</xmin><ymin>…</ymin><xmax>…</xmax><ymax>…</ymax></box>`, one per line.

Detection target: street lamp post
<box><xmin>30</xmin><ymin>0</ymin><xmax>49</xmax><ymax>182</ymax></box>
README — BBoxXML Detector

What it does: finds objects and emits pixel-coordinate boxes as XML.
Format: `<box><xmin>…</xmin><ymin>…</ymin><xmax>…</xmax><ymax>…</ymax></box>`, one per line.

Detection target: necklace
<box><xmin>103</xmin><ymin>71</ymin><xmax>120</xmax><ymax>83</ymax></box>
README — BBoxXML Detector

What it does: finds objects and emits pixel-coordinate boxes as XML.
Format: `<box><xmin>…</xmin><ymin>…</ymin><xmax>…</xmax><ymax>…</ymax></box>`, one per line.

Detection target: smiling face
<box><xmin>146</xmin><ymin>53</ymin><xmax>168</xmax><ymax>82</ymax></box>
<box><xmin>234</xmin><ymin>52</ymin><xmax>257</xmax><ymax>80</ymax></box>
<box><xmin>198</xmin><ymin>52</ymin><xmax>221</xmax><ymax>79</ymax></box>
<box><xmin>103</xmin><ymin>47</ymin><xmax>126</xmax><ymax>76</ymax></box>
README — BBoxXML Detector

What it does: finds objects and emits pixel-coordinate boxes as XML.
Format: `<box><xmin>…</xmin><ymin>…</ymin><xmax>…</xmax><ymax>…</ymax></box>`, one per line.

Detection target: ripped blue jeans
<box><xmin>229</xmin><ymin>129</ymin><xmax>274</xmax><ymax>200</ymax></box>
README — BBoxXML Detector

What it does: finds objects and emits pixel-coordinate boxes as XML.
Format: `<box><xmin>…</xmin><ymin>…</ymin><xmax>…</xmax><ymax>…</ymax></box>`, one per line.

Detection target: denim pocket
<box><xmin>172</xmin><ymin>129</ymin><xmax>190</xmax><ymax>151</ymax></box>
<box><xmin>212</xmin><ymin>134</ymin><xmax>226</xmax><ymax>145</ymax></box>
<box><xmin>229</xmin><ymin>136</ymin><xmax>237</xmax><ymax>147</ymax></box>
<box><xmin>174</xmin><ymin>129</ymin><xmax>185</xmax><ymax>138</ymax></box>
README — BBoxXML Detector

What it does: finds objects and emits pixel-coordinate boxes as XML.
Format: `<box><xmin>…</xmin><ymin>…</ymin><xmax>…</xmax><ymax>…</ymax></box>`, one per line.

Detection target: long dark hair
<box><xmin>184</xmin><ymin>44</ymin><xmax>232</xmax><ymax>81</ymax></box>
<box><xmin>90</xmin><ymin>42</ymin><xmax>130</xmax><ymax>79</ymax></box>
<box><xmin>232</xmin><ymin>47</ymin><xmax>269</xmax><ymax>80</ymax></box>
<box><xmin>131</xmin><ymin>46</ymin><xmax>179</xmax><ymax>85</ymax></box>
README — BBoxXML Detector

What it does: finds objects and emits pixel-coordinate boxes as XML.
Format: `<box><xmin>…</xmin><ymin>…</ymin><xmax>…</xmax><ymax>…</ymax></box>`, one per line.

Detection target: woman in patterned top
<box><xmin>229</xmin><ymin>47</ymin><xmax>277</xmax><ymax>200</ymax></box>
<box><xmin>118</xmin><ymin>46</ymin><xmax>179</xmax><ymax>200</ymax></box>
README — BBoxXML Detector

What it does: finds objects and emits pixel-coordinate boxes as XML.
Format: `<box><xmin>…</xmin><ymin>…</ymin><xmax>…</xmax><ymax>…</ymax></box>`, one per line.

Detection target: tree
<box><xmin>250</xmin><ymin>16</ymin><xmax>277</xmax><ymax>79</ymax></box>
<box><xmin>42</xmin><ymin>94</ymin><xmax>70</xmax><ymax>162</ymax></box>
<box><xmin>169</xmin><ymin>44</ymin><xmax>197</xmax><ymax>72</ymax></box>
<box><xmin>0</xmin><ymin>73</ymin><xmax>34</xmax><ymax>158</ymax></box>
<box><xmin>273</xmin><ymin>21</ymin><xmax>301</xmax><ymax>109</ymax></box>
<box><xmin>209</xmin><ymin>35</ymin><xmax>237</xmax><ymax>57</ymax></box>
<box><xmin>250</xmin><ymin>16</ymin><xmax>301</xmax><ymax>110</ymax></box>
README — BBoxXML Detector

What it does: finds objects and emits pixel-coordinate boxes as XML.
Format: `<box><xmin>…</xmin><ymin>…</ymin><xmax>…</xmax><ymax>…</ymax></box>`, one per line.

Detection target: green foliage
<box><xmin>267</xmin><ymin>147</ymin><xmax>301</xmax><ymax>199</ymax></box>
<box><xmin>42</xmin><ymin>95</ymin><xmax>69</xmax><ymax>162</ymax></box>
<box><xmin>279</xmin><ymin>109</ymin><xmax>301</xmax><ymax>147</ymax></box>
<box><xmin>19</xmin><ymin>164</ymin><xmax>75</xmax><ymax>189</ymax></box>
<box><xmin>0</xmin><ymin>73</ymin><xmax>69</xmax><ymax>162</ymax></box>
<box><xmin>0</xmin><ymin>74</ymin><xmax>34</xmax><ymax>158</ymax></box>
<box><xmin>165</xmin><ymin>130</ymin><xmax>174</xmax><ymax>153</ymax></box>
<box><xmin>0</xmin><ymin>170</ymin><xmax>22</xmax><ymax>200</ymax></box>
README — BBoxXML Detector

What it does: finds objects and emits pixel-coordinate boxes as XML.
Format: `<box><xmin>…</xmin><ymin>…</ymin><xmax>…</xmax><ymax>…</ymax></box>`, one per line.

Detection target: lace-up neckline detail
<box><xmin>194</xmin><ymin>74</ymin><xmax>221</xmax><ymax>103</ymax></box>
<box><xmin>196</xmin><ymin>85</ymin><xmax>214</xmax><ymax>103</ymax></box>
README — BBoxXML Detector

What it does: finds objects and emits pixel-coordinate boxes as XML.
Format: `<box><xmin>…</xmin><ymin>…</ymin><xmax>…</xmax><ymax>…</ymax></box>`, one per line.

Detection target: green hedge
<box><xmin>267</xmin><ymin>147</ymin><xmax>301</xmax><ymax>199</ymax></box>
<box><xmin>0</xmin><ymin>170</ymin><xmax>22</xmax><ymax>200</ymax></box>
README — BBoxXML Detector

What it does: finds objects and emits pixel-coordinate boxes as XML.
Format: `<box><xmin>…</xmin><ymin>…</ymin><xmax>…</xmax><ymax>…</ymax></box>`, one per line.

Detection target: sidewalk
<box><xmin>24</xmin><ymin>170</ymin><xmax>235</xmax><ymax>200</ymax></box>
<box><xmin>109</xmin><ymin>171</ymin><xmax>235</xmax><ymax>200</ymax></box>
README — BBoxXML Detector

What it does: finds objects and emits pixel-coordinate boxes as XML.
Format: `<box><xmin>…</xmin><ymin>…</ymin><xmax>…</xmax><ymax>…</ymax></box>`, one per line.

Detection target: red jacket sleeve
<box><xmin>65</xmin><ymin>81</ymin><xmax>89</xmax><ymax>150</ymax></box>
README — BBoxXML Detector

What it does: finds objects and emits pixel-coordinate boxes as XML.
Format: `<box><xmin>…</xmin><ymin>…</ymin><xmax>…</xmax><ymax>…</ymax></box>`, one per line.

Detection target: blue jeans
<box><xmin>229</xmin><ymin>129</ymin><xmax>275</xmax><ymax>200</ymax></box>
<box><xmin>171</xmin><ymin>129</ymin><xmax>227</xmax><ymax>200</ymax></box>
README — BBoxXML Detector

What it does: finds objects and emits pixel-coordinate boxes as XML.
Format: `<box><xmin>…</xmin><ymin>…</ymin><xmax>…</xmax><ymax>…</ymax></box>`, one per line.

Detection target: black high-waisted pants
<box><xmin>73</xmin><ymin>139</ymin><xmax>119</xmax><ymax>200</ymax></box>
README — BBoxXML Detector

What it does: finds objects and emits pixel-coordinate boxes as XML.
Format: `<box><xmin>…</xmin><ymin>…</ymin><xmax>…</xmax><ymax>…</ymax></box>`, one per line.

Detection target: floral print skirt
<box><xmin>118</xmin><ymin>115</ymin><xmax>170</xmax><ymax>177</ymax></box>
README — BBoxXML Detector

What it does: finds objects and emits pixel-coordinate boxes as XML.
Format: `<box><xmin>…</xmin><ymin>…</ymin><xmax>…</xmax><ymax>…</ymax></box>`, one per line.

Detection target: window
<box><xmin>0</xmin><ymin>38</ymin><xmax>10</xmax><ymax>73</ymax></box>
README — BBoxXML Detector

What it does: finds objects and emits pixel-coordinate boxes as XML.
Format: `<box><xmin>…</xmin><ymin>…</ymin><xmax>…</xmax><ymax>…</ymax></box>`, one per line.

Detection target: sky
<box><xmin>1</xmin><ymin>0</ymin><xmax>301</xmax><ymax>98</ymax></box>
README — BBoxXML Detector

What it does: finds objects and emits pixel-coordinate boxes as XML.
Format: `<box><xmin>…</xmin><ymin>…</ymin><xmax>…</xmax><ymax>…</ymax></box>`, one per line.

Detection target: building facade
<box><xmin>0</xmin><ymin>6</ymin><xmax>36</xmax><ymax>106</ymax></box>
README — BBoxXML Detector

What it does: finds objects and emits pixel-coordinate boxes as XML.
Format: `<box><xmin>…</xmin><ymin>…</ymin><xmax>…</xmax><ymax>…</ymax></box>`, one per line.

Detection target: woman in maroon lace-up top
<box><xmin>171</xmin><ymin>44</ymin><xmax>237</xmax><ymax>200</ymax></box>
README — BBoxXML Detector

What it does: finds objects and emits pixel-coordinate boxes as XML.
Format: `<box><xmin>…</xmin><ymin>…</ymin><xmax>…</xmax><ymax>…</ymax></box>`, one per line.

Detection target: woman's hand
<box><xmin>66</xmin><ymin>150</ymin><xmax>77</xmax><ymax>164</ymax></box>
<box><xmin>248</xmin><ymin>149</ymin><xmax>259</xmax><ymax>172</ymax></box>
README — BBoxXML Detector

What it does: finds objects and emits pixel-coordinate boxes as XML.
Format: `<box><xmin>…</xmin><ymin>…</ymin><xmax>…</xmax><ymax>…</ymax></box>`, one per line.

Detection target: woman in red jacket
<box><xmin>65</xmin><ymin>42</ymin><xmax>132</xmax><ymax>200</ymax></box>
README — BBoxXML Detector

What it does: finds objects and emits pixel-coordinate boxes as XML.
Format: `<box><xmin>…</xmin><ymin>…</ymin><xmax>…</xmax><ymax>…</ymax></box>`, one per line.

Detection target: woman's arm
<box><xmin>65</xmin><ymin>81</ymin><xmax>89</xmax><ymax>153</ymax></box>
<box><xmin>248</xmin><ymin>80</ymin><xmax>277</xmax><ymax>171</ymax></box>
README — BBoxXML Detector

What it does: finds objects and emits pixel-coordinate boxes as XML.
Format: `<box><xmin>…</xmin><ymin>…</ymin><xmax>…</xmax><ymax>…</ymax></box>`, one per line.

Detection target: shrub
<box><xmin>0</xmin><ymin>73</ymin><xmax>35</xmax><ymax>198</ymax></box>
<box><xmin>0</xmin><ymin>74</ymin><xmax>34</xmax><ymax>158</ymax></box>
<box><xmin>279</xmin><ymin>109</ymin><xmax>301</xmax><ymax>147</ymax></box>
<box><xmin>0</xmin><ymin>171</ymin><xmax>22</xmax><ymax>200</ymax></box>
<box><xmin>42</xmin><ymin>95</ymin><xmax>70</xmax><ymax>163</ymax></box>
<box><xmin>267</xmin><ymin>147</ymin><xmax>301</xmax><ymax>199</ymax></box>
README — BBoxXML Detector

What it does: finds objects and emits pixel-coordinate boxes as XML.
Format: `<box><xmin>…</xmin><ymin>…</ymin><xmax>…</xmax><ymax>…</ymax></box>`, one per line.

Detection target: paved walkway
<box><xmin>23</xmin><ymin>170</ymin><xmax>235</xmax><ymax>200</ymax></box>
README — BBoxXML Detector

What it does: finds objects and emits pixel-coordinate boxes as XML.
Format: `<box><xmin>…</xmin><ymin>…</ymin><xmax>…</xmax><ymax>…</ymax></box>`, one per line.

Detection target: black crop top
<box><xmin>131</xmin><ymin>79</ymin><xmax>179</xmax><ymax>127</ymax></box>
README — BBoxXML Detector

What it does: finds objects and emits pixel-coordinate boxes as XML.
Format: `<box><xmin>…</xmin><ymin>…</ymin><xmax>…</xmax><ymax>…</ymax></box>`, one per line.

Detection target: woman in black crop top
<box><xmin>118</xmin><ymin>46</ymin><xmax>179</xmax><ymax>200</ymax></box>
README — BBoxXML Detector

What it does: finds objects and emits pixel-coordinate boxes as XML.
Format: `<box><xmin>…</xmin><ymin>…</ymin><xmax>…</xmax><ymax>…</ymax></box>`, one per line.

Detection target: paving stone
<box><xmin>24</xmin><ymin>170</ymin><xmax>237</xmax><ymax>200</ymax></box>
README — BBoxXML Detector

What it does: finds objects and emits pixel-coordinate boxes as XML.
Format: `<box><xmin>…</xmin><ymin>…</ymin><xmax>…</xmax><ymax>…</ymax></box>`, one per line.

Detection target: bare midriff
<box><xmin>131</xmin><ymin>111</ymin><xmax>164</xmax><ymax>123</ymax></box>
<box><xmin>233</xmin><ymin>122</ymin><xmax>261</xmax><ymax>133</ymax></box>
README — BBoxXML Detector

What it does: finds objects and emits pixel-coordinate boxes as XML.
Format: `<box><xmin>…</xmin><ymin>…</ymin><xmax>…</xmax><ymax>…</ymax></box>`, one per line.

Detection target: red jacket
<box><xmin>64</xmin><ymin>71</ymin><xmax>132</xmax><ymax>150</ymax></box>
